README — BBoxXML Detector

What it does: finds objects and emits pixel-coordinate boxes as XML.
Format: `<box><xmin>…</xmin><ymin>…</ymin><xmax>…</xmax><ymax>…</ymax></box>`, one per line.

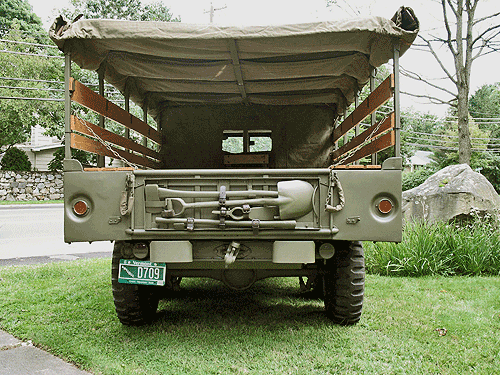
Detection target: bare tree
<box><xmin>405</xmin><ymin>0</ymin><xmax>500</xmax><ymax>164</ymax></box>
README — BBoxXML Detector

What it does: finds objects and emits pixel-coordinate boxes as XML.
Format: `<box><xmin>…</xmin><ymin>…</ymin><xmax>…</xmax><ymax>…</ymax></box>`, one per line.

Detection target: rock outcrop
<box><xmin>403</xmin><ymin>164</ymin><xmax>500</xmax><ymax>223</ymax></box>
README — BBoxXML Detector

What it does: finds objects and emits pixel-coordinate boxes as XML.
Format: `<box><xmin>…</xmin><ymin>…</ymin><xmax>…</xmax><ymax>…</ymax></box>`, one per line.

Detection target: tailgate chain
<box><xmin>75</xmin><ymin>116</ymin><xmax>140</xmax><ymax>170</ymax></box>
<box><xmin>325</xmin><ymin>171</ymin><xmax>345</xmax><ymax>213</ymax></box>
<box><xmin>120</xmin><ymin>173</ymin><xmax>135</xmax><ymax>216</ymax></box>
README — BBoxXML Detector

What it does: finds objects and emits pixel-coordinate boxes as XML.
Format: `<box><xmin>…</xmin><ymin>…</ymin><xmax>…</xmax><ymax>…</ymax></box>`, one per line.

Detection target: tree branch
<box><xmin>472</xmin><ymin>24</ymin><xmax>500</xmax><ymax>47</ymax></box>
<box><xmin>401</xmin><ymin>91</ymin><xmax>457</xmax><ymax>107</ymax></box>
<box><xmin>400</xmin><ymin>66</ymin><xmax>457</xmax><ymax>97</ymax></box>
<box><xmin>418</xmin><ymin>35</ymin><xmax>458</xmax><ymax>85</ymax></box>
<box><xmin>473</xmin><ymin>11</ymin><xmax>500</xmax><ymax>25</ymax></box>
<box><xmin>472</xmin><ymin>29</ymin><xmax>500</xmax><ymax>61</ymax></box>
<box><xmin>445</xmin><ymin>0</ymin><xmax>458</xmax><ymax>18</ymax></box>
<box><xmin>442</xmin><ymin>0</ymin><xmax>458</xmax><ymax>57</ymax></box>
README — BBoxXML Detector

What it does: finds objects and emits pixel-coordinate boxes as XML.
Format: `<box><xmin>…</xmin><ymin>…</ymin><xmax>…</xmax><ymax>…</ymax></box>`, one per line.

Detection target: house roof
<box><xmin>409</xmin><ymin>150</ymin><xmax>433</xmax><ymax>166</ymax></box>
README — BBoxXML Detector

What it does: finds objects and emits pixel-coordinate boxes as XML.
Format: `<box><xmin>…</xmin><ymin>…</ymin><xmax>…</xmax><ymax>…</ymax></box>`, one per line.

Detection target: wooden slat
<box><xmin>339</xmin><ymin>131</ymin><xmax>395</xmax><ymax>166</ymax></box>
<box><xmin>70</xmin><ymin>133</ymin><xmax>160</xmax><ymax>169</ymax></box>
<box><xmin>71</xmin><ymin>116</ymin><xmax>161</xmax><ymax>161</ymax></box>
<box><xmin>70</xmin><ymin>78</ymin><xmax>162</xmax><ymax>144</ymax></box>
<box><xmin>332</xmin><ymin>112</ymin><xmax>394</xmax><ymax>161</ymax></box>
<box><xmin>333</xmin><ymin>74</ymin><xmax>394</xmax><ymax>142</ymax></box>
<box><xmin>224</xmin><ymin>153</ymin><xmax>269</xmax><ymax>165</ymax></box>
<box><xmin>329</xmin><ymin>165</ymin><xmax>382</xmax><ymax>170</ymax></box>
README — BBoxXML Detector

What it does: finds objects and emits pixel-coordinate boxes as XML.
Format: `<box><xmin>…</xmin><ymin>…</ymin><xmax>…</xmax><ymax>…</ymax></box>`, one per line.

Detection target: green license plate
<box><xmin>118</xmin><ymin>259</ymin><xmax>166</xmax><ymax>286</ymax></box>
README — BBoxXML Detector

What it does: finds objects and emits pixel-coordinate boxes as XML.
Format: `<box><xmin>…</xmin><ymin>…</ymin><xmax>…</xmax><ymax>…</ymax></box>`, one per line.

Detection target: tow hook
<box><xmin>224</xmin><ymin>241</ymin><xmax>240</xmax><ymax>267</ymax></box>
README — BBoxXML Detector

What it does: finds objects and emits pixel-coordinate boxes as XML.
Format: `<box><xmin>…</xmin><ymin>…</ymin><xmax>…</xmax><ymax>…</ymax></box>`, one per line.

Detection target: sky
<box><xmin>28</xmin><ymin>0</ymin><xmax>500</xmax><ymax>117</ymax></box>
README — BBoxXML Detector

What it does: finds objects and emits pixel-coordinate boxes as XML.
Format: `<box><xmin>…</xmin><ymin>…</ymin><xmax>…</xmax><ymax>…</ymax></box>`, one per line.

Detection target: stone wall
<box><xmin>0</xmin><ymin>171</ymin><xmax>63</xmax><ymax>201</ymax></box>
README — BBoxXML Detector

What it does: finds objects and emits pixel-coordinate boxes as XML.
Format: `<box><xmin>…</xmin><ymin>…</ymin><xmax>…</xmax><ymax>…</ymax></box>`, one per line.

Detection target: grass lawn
<box><xmin>0</xmin><ymin>259</ymin><xmax>499</xmax><ymax>374</ymax></box>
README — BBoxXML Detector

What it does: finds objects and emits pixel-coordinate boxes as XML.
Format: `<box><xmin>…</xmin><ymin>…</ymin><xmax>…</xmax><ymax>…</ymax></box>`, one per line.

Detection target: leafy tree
<box><xmin>0</xmin><ymin>0</ymin><xmax>48</xmax><ymax>43</ymax></box>
<box><xmin>469</xmin><ymin>82</ymin><xmax>500</xmax><ymax>143</ymax></box>
<box><xmin>0</xmin><ymin>25</ymin><xmax>65</xmax><ymax>149</ymax></box>
<box><xmin>58</xmin><ymin>0</ymin><xmax>180</xmax><ymax>22</ymax></box>
<box><xmin>431</xmin><ymin>116</ymin><xmax>490</xmax><ymax>167</ymax></box>
<box><xmin>0</xmin><ymin>147</ymin><xmax>31</xmax><ymax>171</ymax></box>
<box><xmin>470</xmin><ymin>83</ymin><xmax>500</xmax><ymax>118</ymax></box>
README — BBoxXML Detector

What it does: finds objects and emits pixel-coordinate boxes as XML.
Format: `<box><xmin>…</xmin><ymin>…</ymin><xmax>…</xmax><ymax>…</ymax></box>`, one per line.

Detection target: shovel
<box><xmin>146</xmin><ymin>185</ymin><xmax>279</xmax><ymax>199</ymax></box>
<box><xmin>168</xmin><ymin>180</ymin><xmax>314</xmax><ymax>220</ymax></box>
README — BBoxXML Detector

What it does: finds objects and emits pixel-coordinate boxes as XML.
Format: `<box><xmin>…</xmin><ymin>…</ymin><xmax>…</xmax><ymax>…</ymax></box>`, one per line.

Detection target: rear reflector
<box><xmin>73</xmin><ymin>200</ymin><xmax>89</xmax><ymax>216</ymax></box>
<box><xmin>378</xmin><ymin>199</ymin><xmax>393</xmax><ymax>214</ymax></box>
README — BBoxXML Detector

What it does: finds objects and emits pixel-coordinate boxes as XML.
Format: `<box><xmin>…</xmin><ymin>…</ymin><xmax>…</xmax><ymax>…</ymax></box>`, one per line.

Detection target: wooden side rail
<box><xmin>332</xmin><ymin>112</ymin><xmax>394</xmax><ymax>163</ymax></box>
<box><xmin>71</xmin><ymin>116</ymin><xmax>161</xmax><ymax>161</ymax></box>
<box><xmin>70</xmin><ymin>133</ymin><xmax>160</xmax><ymax>169</ymax></box>
<box><xmin>333</xmin><ymin>74</ymin><xmax>394</xmax><ymax>143</ymax></box>
<box><xmin>70</xmin><ymin>78</ymin><xmax>161</xmax><ymax>144</ymax></box>
<box><xmin>336</xmin><ymin>131</ymin><xmax>395</xmax><ymax>166</ymax></box>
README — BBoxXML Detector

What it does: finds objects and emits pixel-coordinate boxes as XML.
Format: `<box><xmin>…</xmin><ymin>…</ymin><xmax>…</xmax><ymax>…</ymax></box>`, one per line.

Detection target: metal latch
<box><xmin>186</xmin><ymin>217</ymin><xmax>195</xmax><ymax>231</ymax></box>
<box><xmin>109</xmin><ymin>216</ymin><xmax>122</xmax><ymax>225</ymax></box>
<box><xmin>346</xmin><ymin>216</ymin><xmax>361</xmax><ymax>224</ymax></box>
<box><xmin>252</xmin><ymin>219</ymin><xmax>260</xmax><ymax>235</ymax></box>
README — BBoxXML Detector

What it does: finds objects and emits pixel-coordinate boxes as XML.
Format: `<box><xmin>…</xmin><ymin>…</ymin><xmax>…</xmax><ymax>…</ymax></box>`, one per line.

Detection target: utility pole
<box><xmin>204</xmin><ymin>2</ymin><xmax>227</xmax><ymax>23</ymax></box>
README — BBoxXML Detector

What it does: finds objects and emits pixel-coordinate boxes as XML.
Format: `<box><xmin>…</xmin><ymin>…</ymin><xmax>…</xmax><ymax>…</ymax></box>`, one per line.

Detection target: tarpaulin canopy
<box><xmin>50</xmin><ymin>7</ymin><xmax>418</xmax><ymax>120</ymax></box>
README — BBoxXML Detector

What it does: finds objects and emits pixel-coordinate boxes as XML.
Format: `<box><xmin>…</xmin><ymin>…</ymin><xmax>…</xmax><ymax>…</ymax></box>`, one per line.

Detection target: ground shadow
<box><xmin>154</xmin><ymin>277</ymin><xmax>329</xmax><ymax>328</ymax></box>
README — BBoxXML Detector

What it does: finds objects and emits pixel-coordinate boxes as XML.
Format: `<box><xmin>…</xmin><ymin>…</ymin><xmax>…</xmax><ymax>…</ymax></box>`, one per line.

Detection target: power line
<box><xmin>0</xmin><ymin>96</ymin><xmax>63</xmax><ymax>102</ymax></box>
<box><xmin>0</xmin><ymin>38</ymin><xmax>58</xmax><ymax>49</ymax></box>
<box><xmin>0</xmin><ymin>76</ymin><xmax>63</xmax><ymax>85</ymax></box>
<box><xmin>403</xmin><ymin>130</ymin><xmax>500</xmax><ymax>142</ymax></box>
<box><xmin>0</xmin><ymin>85</ymin><xmax>64</xmax><ymax>92</ymax></box>
<box><xmin>406</xmin><ymin>142</ymin><xmax>500</xmax><ymax>153</ymax></box>
<box><xmin>0</xmin><ymin>50</ymin><xmax>63</xmax><ymax>59</ymax></box>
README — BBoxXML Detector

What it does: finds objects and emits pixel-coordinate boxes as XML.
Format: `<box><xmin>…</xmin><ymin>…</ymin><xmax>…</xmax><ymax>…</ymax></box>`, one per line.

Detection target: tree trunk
<box><xmin>457</xmin><ymin>87</ymin><xmax>471</xmax><ymax>164</ymax></box>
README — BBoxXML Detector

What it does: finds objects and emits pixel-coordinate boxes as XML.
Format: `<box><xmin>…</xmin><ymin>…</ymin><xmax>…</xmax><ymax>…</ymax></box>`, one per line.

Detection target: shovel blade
<box><xmin>277</xmin><ymin>180</ymin><xmax>314</xmax><ymax>220</ymax></box>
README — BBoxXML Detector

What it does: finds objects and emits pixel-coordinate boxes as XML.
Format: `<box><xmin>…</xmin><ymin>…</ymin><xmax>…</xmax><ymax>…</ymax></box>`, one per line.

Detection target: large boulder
<box><xmin>402</xmin><ymin>164</ymin><xmax>500</xmax><ymax>223</ymax></box>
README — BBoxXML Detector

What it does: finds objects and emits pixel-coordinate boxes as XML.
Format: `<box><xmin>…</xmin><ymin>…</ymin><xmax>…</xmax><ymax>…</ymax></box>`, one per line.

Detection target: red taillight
<box><xmin>377</xmin><ymin>199</ymin><xmax>393</xmax><ymax>214</ymax></box>
<box><xmin>73</xmin><ymin>200</ymin><xmax>89</xmax><ymax>216</ymax></box>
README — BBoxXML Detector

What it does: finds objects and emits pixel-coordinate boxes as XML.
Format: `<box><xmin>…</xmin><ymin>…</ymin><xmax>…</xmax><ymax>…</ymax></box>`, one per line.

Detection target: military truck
<box><xmin>49</xmin><ymin>7</ymin><xmax>418</xmax><ymax>325</ymax></box>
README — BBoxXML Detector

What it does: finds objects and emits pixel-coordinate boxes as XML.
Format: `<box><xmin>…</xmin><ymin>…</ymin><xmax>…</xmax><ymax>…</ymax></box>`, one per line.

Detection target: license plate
<box><xmin>118</xmin><ymin>259</ymin><xmax>166</xmax><ymax>286</ymax></box>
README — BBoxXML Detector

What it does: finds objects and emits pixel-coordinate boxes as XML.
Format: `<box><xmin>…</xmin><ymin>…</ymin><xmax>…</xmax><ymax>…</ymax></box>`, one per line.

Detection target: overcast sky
<box><xmin>28</xmin><ymin>0</ymin><xmax>500</xmax><ymax>116</ymax></box>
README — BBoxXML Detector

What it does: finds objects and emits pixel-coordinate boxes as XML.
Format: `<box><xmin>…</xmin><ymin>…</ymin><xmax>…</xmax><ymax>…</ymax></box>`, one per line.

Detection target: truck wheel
<box><xmin>111</xmin><ymin>241</ymin><xmax>161</xmax><ymax>326</ymax></box>
<box><xmin>324</xmin><ymin>241</ymin><xmax>365</xmax><ymax>325</ymax></box>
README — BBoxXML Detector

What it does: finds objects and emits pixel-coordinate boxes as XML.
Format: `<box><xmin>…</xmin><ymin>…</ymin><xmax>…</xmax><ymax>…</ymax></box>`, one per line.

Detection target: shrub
<box><xmin>48</xmin><ymin>146</ymin><xmax>93</xmax><ymax>172</ymax></box>
<box><xmin>365</xmin><ymin>217</ymin><xmax>500</xmax><ymax>277</ymax></box>
<box><xmin>473</xmin><ymin>152</ymin><xmax>500</xmax><ymax>194</ymax></box>
<box><xmin>402</xmin><ymin>165</ymin><xmax>437</xmax><ymax>191</ymax></box>
<box><xmin>0</xmin><ymin>147</ymin><xmax>31</xmax><ymax>171</ymax></box>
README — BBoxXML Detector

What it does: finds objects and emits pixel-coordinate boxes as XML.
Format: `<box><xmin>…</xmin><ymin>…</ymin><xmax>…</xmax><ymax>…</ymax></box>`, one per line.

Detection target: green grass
<box><xmin>0</xmin><ymin>199</ymin><xmax>63</xmax><ymax>205</ymax></box>
<box><xmin>1</xmin><ymin>259</ymin><xmax>499</xmax><ymax>374</ymax></box>
<box><xmin>365</xmin><ymin>219</ymin><xmax>500</xmax><ymax>277</ymax></box>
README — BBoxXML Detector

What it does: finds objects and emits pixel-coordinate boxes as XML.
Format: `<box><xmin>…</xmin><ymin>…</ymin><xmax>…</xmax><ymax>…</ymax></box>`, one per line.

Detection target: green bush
<box><xmin>402</xmin><ymin>165</ymin><xmax>437</xmax><ymax>191</ymax></box>
<box><xmin>473</xmin><ymin>152</ymin><xmax>500</xmax><ymax>194</ymax></box>
<box><xmin>365</xmin><ymin>218</ymin><xmax>500</xmax><ymax>277</ymax></box>
<box><xmin>48</xmin><ymin>146</ymin><xmax>93</xmax><ymax>172</ymax></box>
<box><xmin>0</xmin><ymin>147</ymin><xmax>31</xmax><ymax>171</ymax></box>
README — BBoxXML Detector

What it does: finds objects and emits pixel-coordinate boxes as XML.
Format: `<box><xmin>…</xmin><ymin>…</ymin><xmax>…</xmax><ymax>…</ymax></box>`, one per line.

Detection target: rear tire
<box><xmin>324</xmin><ymin>241</ymin><xmax>365</xmax><ymax>325</ymax></box>
<box><xmin>111</xmin><ymin>241</ymin><xmax>161</xmax><ymax>326</ymax></box>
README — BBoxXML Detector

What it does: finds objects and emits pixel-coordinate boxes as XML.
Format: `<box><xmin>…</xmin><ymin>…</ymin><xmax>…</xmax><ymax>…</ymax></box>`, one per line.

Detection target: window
<box><xmin>223</xmin><ymin>130</ymin><xmax>272</xmax><ymax>153</ymax></box>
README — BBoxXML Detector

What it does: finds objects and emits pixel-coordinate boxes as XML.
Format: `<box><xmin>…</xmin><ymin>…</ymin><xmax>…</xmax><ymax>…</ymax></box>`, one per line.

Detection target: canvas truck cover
<box><xmin>50</xmin><ymin>7</ymin><xmax>419</xmax><ymax>122</ymax></box>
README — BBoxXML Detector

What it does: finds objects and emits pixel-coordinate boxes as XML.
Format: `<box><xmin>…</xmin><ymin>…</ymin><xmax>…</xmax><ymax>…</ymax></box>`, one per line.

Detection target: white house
<box><xmin>408</xmin><ymin>150</ymin><xmax>433</xmax><ymax>172</ymax></box>
<box><xmin>16</xmin><ymin>125</ymin><xmax>62</xmax><ymax>171</ymax></box>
